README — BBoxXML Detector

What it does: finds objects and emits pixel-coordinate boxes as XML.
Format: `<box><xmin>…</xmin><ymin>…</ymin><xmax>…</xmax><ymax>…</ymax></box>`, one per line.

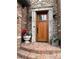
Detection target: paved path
<box><xmin>17</xmin><ymin>42</ymin><xmax>61</xmax><ymax>59</ymax></box>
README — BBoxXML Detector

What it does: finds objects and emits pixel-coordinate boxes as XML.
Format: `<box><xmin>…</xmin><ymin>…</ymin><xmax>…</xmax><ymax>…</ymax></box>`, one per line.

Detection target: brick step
<box><xmin>20</xmin><ymin>43</ymin><xmax>60</xmax><ymax>54</ymax></box>
<box><xmin>17</xmin><ymin>56</ymin><xmax>24</xmax><ymax>59</ymax></box>
<box><xmin>17</xmin><ymin>49</ymin><xmax>38</xmax><ymax>59</ymax></box>
<box><xmin>17</xmin><ymin>49</ymin><xmax>60</xmax><ymax>59</ymax></box>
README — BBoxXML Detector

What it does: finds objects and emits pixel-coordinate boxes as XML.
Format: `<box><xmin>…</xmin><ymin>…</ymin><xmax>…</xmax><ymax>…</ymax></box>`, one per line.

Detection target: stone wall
<box><xmin>57</xmin><ymin>0</ymin><xmax>61</xmax><ymax>39</ymax></box>
<box><xmin>55</xmin><ymin>0</ymin><xmax>61</xmax><ymax>39</ymax></box>
<box><xmin>30</xmin><ymin>0</ymin><xmax>53</xmax><ymax>8</ymax></box>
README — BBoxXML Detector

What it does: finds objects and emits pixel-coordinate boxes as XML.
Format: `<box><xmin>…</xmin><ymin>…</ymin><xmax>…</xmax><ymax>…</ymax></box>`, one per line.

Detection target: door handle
<box><xmin>37</xmin><ymin>27</ymin><xmax>38</xmax><ymax>34</ymax></box>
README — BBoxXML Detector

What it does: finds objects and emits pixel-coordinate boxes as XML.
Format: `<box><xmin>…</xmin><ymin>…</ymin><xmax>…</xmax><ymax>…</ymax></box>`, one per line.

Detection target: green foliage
<box><xmin>53</xmin><ymin>34</ymin><xmax>60</xmax><ymax>43</ymax></box>
<box><xmin>54</xmin><ymin>38</ymin><xmax>60</xmax><ymax>42</ymax></box>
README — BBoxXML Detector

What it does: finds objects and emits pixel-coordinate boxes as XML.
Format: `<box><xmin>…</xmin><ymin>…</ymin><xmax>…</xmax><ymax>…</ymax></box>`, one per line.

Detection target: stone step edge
<box><xmin>17</xmin><ymin>49</ymin><xmax>38</xmax><ymax>59</ymax></box>
<box><xmin>17</xmin><ymin>49</ymin><xmax>61</xmax><ymax>59</ymax></box>
<box><xmin>17</xmin><ymin>56</ymin><xmax>24</xmax><ymax>59</ymax></box>
<box><xmin>20</xmin><ymin>46</ymin><xmax>60</xmax><ymax>54</ymax></box>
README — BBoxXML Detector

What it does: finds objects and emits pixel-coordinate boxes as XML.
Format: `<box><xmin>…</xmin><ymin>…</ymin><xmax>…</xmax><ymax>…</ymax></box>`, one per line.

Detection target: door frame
<box><xmin>32</xmin><ymin>7</ymin><xmax>54</xmax><ymax>43</ymax></box>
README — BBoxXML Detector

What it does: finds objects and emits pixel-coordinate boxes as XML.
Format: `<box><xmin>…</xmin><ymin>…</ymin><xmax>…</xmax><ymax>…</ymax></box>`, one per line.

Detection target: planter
<box><xmin>52</xmin><ymin>39</ymin><xmax>59</xmax><ymax>47</ymax></box>
<box><xmin>23</xmin><ymin>35</ymin><xmax>31</xmax><ymax>43</ymax></box>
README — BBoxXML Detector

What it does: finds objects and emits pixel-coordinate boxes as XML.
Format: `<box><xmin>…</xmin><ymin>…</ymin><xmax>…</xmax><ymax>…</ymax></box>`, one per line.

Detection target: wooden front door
<box><xmin>36</xmin><ymin>11</ymin><xmax>48</xmax><ymax>42</ymax></box>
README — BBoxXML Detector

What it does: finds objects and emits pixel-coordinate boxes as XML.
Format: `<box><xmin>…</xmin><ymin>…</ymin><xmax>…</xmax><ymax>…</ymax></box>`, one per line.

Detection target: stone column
<box><xmin>48</xmin><ymin>8</ymin><xmax>54</xmax><ymax>43</ymax></box>
<box><xmin>32</xmin><ymin>10</ymin><xmax>36</xmax><ymax>42</ymax></box>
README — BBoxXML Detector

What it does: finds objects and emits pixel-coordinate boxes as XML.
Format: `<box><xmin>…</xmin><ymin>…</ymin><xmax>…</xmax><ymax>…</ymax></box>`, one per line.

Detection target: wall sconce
<box><xmin>53</xmin><ymin>14</ymin><xmax>56</xmax><ymax>19</ymax></box>
<box><xmin>29</xmin><ymin>16</ymin><xmax>32</xmax><ymax>21</ymax></box>
<box><xmin>39</xmin><ymin>0</ymin><xmax>42</xmax><ymax>1</ymax></box>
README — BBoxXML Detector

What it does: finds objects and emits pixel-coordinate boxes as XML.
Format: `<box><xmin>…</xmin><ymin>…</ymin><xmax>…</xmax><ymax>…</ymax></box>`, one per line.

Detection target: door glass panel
<box><xmin>39</xmin><ymin>14</ymin><xmax>47</xmax><ymax>21</ymax></box>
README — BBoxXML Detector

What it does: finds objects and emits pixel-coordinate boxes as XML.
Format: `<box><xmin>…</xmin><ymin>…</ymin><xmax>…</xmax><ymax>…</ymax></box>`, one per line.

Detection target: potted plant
<box><xmin>52</xmin><ymin>34</ymin><xmax>60</xmax><ymax>47</ymax></box>
<box><xmin>21</xmin><ymin>28</ymin><xmax>28</xmax><ymax>43</ymax></box>
<box><xmin>53</xmin><ymin>38</ymin><xmax>60</xmax><ymax>46</ymax></box>
<box><xmin>23</xmin><ymin>30</ymin><xmax>32</xmax><ymax>43</ymax></box>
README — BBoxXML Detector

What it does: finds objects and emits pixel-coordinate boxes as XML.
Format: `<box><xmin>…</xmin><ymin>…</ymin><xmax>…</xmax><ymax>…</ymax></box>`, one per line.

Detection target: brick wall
<box><xmin>17</xmin><ymin>3</ymin><xmax>22</xmax><ymax>48</ymax></box>
<box><xmin>17</xmin><ymin>3</ymin><xmax>28</xmax><ymax>48</ymax></box>
<box><xmin>17</xmin><ymin>3</ymin><xmax>22</xmax><ymax>36</ymax></box>
<box><xmin>21</xmin><ymin>7</ymin><xmax>27</xmax><ymax>29</ymax></box>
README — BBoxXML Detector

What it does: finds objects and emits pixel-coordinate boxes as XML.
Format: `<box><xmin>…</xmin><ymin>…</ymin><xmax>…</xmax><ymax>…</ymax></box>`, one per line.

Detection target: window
<box><xmin>39</xmin><ymin>14</ymin><xmax>47</xmax><ymax>21</ymax></box>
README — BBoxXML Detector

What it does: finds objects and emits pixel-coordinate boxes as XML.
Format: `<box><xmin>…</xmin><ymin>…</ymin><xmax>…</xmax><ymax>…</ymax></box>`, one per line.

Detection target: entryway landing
<box><xmin>17</xmin><ymin>42</ymin><xmax>61</xmax><ymax>59</ymax></box>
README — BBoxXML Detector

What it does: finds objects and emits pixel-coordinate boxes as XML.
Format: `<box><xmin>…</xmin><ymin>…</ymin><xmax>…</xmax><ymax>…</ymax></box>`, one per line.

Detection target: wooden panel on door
<box><xmin>36</xmin><ymin>13</ymin><xmax>48</xmax><ymax>42</ymax></box>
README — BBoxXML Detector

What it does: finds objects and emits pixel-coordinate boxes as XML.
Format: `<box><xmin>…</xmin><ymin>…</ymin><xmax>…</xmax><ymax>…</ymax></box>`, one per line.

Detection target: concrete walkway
<box><xmin>17</xmin><ymin>42</ymin><xmax>61</xmax><ymax>59</ymax></box>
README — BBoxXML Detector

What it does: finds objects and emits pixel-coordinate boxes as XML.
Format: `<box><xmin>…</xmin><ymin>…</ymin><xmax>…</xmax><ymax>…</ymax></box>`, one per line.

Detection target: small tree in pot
<box><xmin>52</xmin><ymin>34</ymin><xmax>61</xmax><ymax>47</ymax></box>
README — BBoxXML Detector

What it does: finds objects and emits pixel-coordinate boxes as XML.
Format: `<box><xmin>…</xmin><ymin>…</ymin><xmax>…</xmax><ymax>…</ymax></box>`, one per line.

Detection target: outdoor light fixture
<box><xmin>39</xmin><ymin>0</ymin><xmax>42</xmax><ymax>1</ymax></box>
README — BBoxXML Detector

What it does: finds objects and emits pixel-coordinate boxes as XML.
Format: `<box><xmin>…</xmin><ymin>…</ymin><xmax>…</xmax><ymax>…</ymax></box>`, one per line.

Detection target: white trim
<box><xmin>32</xmin><ymin>8</ymin><xmax>53</xmax><ymax>11</ymax></box>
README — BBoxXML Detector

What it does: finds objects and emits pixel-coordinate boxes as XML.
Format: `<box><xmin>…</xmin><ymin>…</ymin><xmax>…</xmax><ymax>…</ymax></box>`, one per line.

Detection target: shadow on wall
<box><xmin>17</xmin><ymin>0</ymin><xmax>30</xmax><ymax>8</ymax></box>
